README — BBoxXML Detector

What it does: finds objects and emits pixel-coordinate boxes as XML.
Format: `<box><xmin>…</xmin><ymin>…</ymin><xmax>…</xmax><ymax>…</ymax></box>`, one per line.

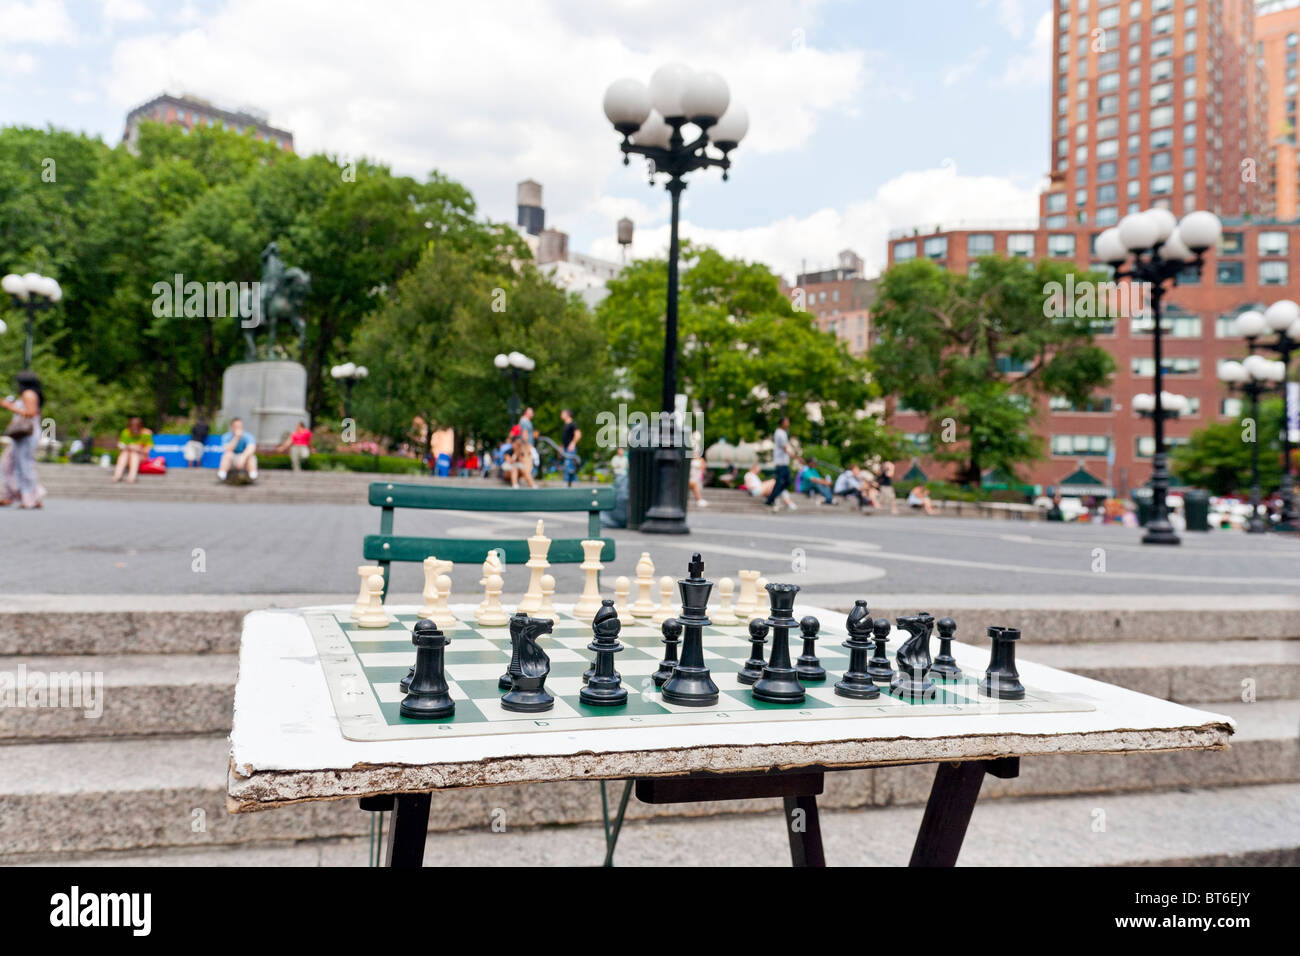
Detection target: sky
<box><xmin>0</xmin><ymin>0</ymin><xmax>1054</xmax><ymax>280</ymax></box>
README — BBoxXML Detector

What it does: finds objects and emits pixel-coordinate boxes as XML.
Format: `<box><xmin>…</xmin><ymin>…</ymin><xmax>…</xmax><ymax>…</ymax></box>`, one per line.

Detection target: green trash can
<box><xmin>1132</xmin><ymin>487</ymin><xmax>1153</xmax><ymax>526</ymax></box>
<box><xmin>1182</xmin><ymin>489</ymin><xmax>1210</xmax><ymax>532</ymax></box>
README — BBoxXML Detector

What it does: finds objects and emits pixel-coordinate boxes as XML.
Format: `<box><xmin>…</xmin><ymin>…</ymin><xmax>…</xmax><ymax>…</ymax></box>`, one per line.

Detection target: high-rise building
<box><xmin>1257</xmin><ymin>0</ymin><xmax>1300</xmax><ymax>218</ymax></box>
<box><xmin>1042</xmin><ymin>0</ymin><xmax>1268</xmax><ymax>228</ymax></box>
<box><xmin>123</xmin><ymin>93</ymin><xmax>293</xmax><ymax>152</ymax></box>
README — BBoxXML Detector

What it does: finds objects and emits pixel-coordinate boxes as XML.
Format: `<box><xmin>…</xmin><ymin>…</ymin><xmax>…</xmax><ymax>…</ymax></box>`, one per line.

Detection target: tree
<box><xmin>1172</xmin><ymin>397</ymin><xmax>1284</xmax><ymax>495</ymax></box>
<box><xmin>597</xmin><ymin>244</ymin><xmax>895</xmax><ymax>462</ymax></box>
<box><xmin>871</xmin><ymin>255</ymin><xmax>1117</xmax><ymax>485</ymax></box>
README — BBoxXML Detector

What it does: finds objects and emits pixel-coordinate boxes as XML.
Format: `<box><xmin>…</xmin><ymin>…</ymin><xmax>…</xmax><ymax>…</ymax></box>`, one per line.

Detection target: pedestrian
<box><xmin>277</xmin><ymin>420</ymin><xmax>313</xmax><ymax>471</ymax></box>
<box><xmin>764</xmin><ymin>416</ymin><xmax>796</xmax><ymax>511</ymax></box>
<box><xmin>688</xmin><ymin>449</ymin><xmax>709</xmax><ymax>507</ymax></box>
<box><xmin>1</xmin><ymin>371</ymin><xmax>45</xmax><ymax>508</ymax></box>
<box><xmin>560</xmin><ymin>409</ymin><xmax>581</xmax><ymax>487</ymax></box>
<box><xmin>112</xmin><ymin>415</ymin><xmax>153</xmax><ymax>484</ymax></box>
<box><xmin>184</xmin><ymin>418</ymin><xmax>210</xmax><ymax>468</ymax></box>
<box><xmin>217</xmin><ymin>418</ymin><xmax>259</xmax><ymax>482</ymax></box>
<box><xmin>518</xmin><ymin>407</ymin><xmax>535</xmax><ymax>449</ymax></box>
<box><xmin>878</xmin><ymin>460</ymin><xmax>897</xmax><ymax>514</ymax></box>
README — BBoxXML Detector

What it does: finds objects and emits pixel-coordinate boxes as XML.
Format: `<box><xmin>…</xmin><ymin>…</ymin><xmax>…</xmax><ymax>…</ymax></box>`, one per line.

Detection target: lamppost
<box><xmin>2</xmin><ymin>272</ymin><xmax>62</xmax><ymax>369</ymax></box>
<box><xmin>603</xmin><ymin>63</ymin><xmax>748</xmax><ymax>535</ymax></box>
<box><xmin>1228</xmin><ymin>301</ymin><xmax>1300</xmax><ymax>530</ymax></box>
<box><xmin>1218</xmin><ymin>352</ymin><xmax>1288</xmax><ymax>533</ymax></box>
<box><xmin>1095</xmin><ymin>206</ymin><xmax>1222</xmax><ymax>545</ymax></box>
<box><xmin>494</xmin><ymin>351</ymin><xmax>535</xmax><ymax>423</ymax></box>
<box><xmin>330</xmin><ymin>362</ymin><xmax>368</xmax><ymax>420</ymax></box>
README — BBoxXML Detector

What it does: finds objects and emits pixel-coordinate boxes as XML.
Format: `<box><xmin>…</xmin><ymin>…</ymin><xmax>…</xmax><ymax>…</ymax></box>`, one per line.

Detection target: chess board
<box><xmin>305</xmin><ymin>605</ymin><xmax>1095</xmax><ymax>742</ymax></box>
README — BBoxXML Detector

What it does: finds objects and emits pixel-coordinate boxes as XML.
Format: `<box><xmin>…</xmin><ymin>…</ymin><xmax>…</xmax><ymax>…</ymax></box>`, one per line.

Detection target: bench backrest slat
<box><xmin>369</xmin><ymin>483</ymin><xmax>612</xmax><ymax>512</ymax></box>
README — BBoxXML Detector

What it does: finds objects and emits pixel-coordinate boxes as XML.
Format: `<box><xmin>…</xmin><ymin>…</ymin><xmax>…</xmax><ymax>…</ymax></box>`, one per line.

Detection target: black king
<box><xmin>660</xmin><ymin>552</ymin><xmax>720</xmax><ymax>706</ymax></box>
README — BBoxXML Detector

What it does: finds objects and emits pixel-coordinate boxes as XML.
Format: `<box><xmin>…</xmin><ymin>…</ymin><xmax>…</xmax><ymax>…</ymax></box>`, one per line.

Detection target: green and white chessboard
<box><xmin>306</xmin><ymin>606</ymin><xmax>1094</xmax><ymax>742</ymax></box>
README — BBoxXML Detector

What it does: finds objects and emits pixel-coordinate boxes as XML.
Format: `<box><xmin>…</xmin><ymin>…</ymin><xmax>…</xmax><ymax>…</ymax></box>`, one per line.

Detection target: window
<box><xmin>1221</xmin><ymin>397</ymin><xmax>1242</xmax><ymax>417</ymax></box>
<box><xmin>1126</xmin><ymin>180</ymin><xmax>1140</xmax><ymax>198</ymax></box>
<box><xmin>1131</xmin><ymin>356</ymin><xmax>1200</xmax><ymax>376</ymax></box>
<box><xmin>1182</xmin><ymin>169</ymin><xmax>1195</xmax><ymax>190</ymax></box>
<box><xmin>1046</xmin><ymin>193</ymin><xmax>1067</xmax><ymax>213</ymax></box>
<box><xmin>1258</xmin><ymin>231</ymin><xmax>1290</xmax><ymax>256</ymax></box>
<box><xmin>1048</xmin><ymin>234</ymin><xmax>1076</xmax><ymax>257</ymax></box>
<box><xmin>923</xmin><ymin>236</ymin><xmax>948</xmax><ymax>259</ymax></box>
<box><xmin>1097</xmin><ymin>161</ymin><xmax>1117</xmax><ymax>181</ymax></box>
<box><xmin>1128</xmin><ymin>89</ymin><xmax>1140</xmax><ymax>111</ymax></box>
<box><xmin>1150</xmin><ymin>151</ymin><xmax>1172</xmax><ymax>172</ymax></box>
<box><xmin>1183</xmin><ymin>100</ymin><xmax>1196</xmax><ymax>121</ymax></box>
<box><xmin>1051</xmin><ymin>434</ymin><xmax>1111</xmax><ymax>456</ymax></box>
<box><xmin>1131</xmin><ymin>314</ymin><xmax>1202</xmax><ymax>338</ymax></box>
<box><xmin>1151</xmin><ymin>37</ymin><xmax>1173</xmax><ymax>58</ymax></box>
<box><xmin>1097</xmin><ymin>138</ymin><xmax>1119</xmax><ymax>158</ymax></box>
<box><xmin>903</xmin><ymin>432</ymin><xmax>931</xmax><ymax>450</ymax></box>
<box><xmin>1136</xmin><ymin>436</ymin><xmax>1188</xmax><ymax>458</ymax></box>
<box><xmin>1076</xmin><ymin>143</ymin><xmax>1089</xmax><ymax>162</ymax></box>
<box><xmin>1151</xmin><ymin>59</ymin><xmax>1173</xmax><ymax>82</ymax></box>
<box><xmin>894</xmin><ymin>241</ymin><xmax>916</xmax><ymax>261</ymax></box>
<box><xmin>1075</xmin><ymin>188</ymin><xmax>1087</xmax><ymax>206</ymax></box>
<box><xmin>1150</xmin><ymin>174</ymin><xmax>1173</xmax><ymax>195</ymax></box>
<box><xmin>1151</xmin><ymin>127</ymin><xmax>1173</xmax><ymax>149</ymax></box>
<box><xmin>1215</xmin><ymin>261</ymin><xmax>1243</xmax><ymax>285</ymax></box>
<box><xmin>1150</xmin><ymin>105</ymin><xmax>1174</xmax><ymax>128</ymax></box>
<box><xmin>1096</xmin><ymin>206</ymin><xmax>1118</xmax><ymax>225</ymax></box>
<box><xmin>1076</xmin><ymin>166</ymin><xmax>1088</xmax><ymax>185</ymax></box>
<box><xmin>1183</xmin><ymin>53</ymin><xmax>1196</xmax><ymax>74</ymax></box>
<box><xmin>1183</xmin><ymin>146</ymin><xmax>1196</xmax><ymax>167</ymax></box>
<box><xmin>1098</xmin><ymin>72</ymin><xmax>1119</xmax><ymax>92</ymax></box>
<box><xmin>1098</xmin><ymin>5</ymin><xmax>1119</xmax><ymax>27</ymax></box>
<box><xmin>1261</xmin><ymin>261</ymin><xmax>1290</xmax><ymax>285</ymax></box>
<box><xmin>1078</xmin><ymin>78</ymin><xmax>1091</xmax><ymax>98</ymax></box>
<box><xmin>967</xmin><ymin>233</ymin><xmax>995</xmax><ymax>255</ymax></box>
<box><xmin>1007</xmin><ymin>234</ymin><xmax>1035</xmax><ymax>257</ymax></box>
<box><xmin>1096</xmin><ymin>117</ymin><xmax>1119</xmax><ymax>138</ymax></box>
<box><xmin>1046</xmin><ymin>215</ymin><xmax>1068</xmax><ymax>229</ymax></box>
<box><xmin>1098</xmin><ymin>94</ymin><xmax>1118</xmax><ymax>115</ymax></box>
<box><xmin>1127</xmin><ymin>112</ymin><xmax>1141</xmax><ymax>133</ymax></box>
<box><xmin>1050</xmin><ymin>395</ymin><xmax>1113</xmax><ymax>412</ymax></box>
<box><xmin>1219</xmin><ymin>231</ymin><xmax>1243</xmax><ymax>254</ymax></box>
<box><xmin>1126</xmin><ymin>133</ymin><xmax>1140</xmax><ymax>153</ymax></box>
<box><xmin>1097</xmin><ymin>184</ymin><xmax>1118</xmax><ymax>203</ymax></box>
<box><xmin>1098</xmin><ymin>51</ymin><xmax>1119</xmax><ymax>72</ymax></box>
<box><xmin>1153</xmin><ymin>13</ymin><xmax>1173</xmax><ymax>34</ymax></box>
<box><xmin>1183</xmin><ymin>77</ymin><xmax>1196</xmax><ymax>98</ymax></box>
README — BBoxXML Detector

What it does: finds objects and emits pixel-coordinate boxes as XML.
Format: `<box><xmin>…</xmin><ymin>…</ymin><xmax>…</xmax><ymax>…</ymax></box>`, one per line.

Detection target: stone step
<box><xmin>6</xmin><ymin>781</ymin><xmax>1299</xmax><ymax>867</ymax></box>
<box><xmin>0</xmin><ymin>700</ymin><xmax>1292</xmax><ymax>856</ymax></box>
<box><xmin>4</xmin><ymin>640</ymin><xmax>1294</xmax><ymax>742</ymax></box>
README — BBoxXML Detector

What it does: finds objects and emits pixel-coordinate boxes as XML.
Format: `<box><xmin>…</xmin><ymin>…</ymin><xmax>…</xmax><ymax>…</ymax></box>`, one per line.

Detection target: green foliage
<box><xmin>258</xmin><ymin>452</ymin><xmax>426</xmax><ymax>474</ymax></box>
<box><xmin>871</xmin><ymin>255</ymin><xmax>1117</xmax><ymax>484</ymax></box>
<box><xmin>1172</xmin><ymin>398</ymin><xmax>1284</xmax><ymax>495</ymax></box>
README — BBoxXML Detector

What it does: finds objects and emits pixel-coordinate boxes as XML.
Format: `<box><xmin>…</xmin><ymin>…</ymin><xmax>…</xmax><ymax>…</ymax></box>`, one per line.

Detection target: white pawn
<box><xmin>476</xmin><ymin>572</ymin><xmax>509</xmax><ymax>627</ymax></box>
<box><xmin>356</xmin><ymin>574</ymin><xmax>390</xmax><ymax>628</ymax></box>
<box><xmin>613</xmin><ymin>575</ymin><xmax>636</xmax><ymax>626</ymax></box>
<box><xmin>351</xmin><ymin>564</ymin><xmax>381</xmax><ymax>621</ymax></box>
<box><xmin>430</xmin><ymin>573</ymin><xmax>458</xmax><ymax>632</ymax></box>
<box><xmin>712</xmin><ymin>577</ymin><xmax>739</xmax><ymax>625</ymax></box>
<box><xmin>535</xmin><ymin>574</ymin><xmax>557</xmax><ymax>621</ymax></box>
<box><xmin>651</xmin><ymin>575</ymin><xmax>677</xmax><ymax>625</ymax></box>
<box><xmin>630</xmin><ymin>552</ymin><xmax>656</xmax><ymax>616</ymax></box>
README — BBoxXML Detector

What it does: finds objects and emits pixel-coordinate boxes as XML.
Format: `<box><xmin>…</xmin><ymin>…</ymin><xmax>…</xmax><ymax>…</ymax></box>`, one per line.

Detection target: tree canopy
<box><xmin>1172</xmin><ymin>397</ymin><xmax>1285</xmax><ymax>495</ymax></box>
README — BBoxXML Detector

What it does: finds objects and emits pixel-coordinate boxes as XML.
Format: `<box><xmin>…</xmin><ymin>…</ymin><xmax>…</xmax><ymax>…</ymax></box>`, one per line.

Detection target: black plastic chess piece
<box><xmin>581</xmin><ymin>600</ymin><xmax>628</xmax><ymax>707</ymax></box>
<box><xmin>834</xmin><ymin>599</ymin><xmax>879</xmax><ymax>699</ymax></box>
<box><xmin>796</xmin><ymin>615</ymin><xmax>826</xmax><ymax>682</ymax></box>
<box><xmin>736</xmin><ymin>618</ymin><xmax>767</xmax><ymax>685</ymax></box>
<box><xmin>980</xmin><ymin>625</ymin><xmax>1025</xmax><ymax>700</ymax></box>
<box><xmin>653</xmin><ymin>617</ymin><xmax>682</xmax><ymax>687</ymax></box>
<box><xmin>751</xmin><ymin>583</ymin><xmax>806</xmax><ymax>704</ymax></box>
<box><xmin>499</xmin><ymin>612</ymin><xmax>528</xmax><ymax>690</ymax></box>
<box><xmin>867</xmin><ymin>617</ymin><xmax>894</xmax><ymax>683</ymax></box>
<box><xmin>890</xmin><ymin>614</ymin><xmax>937</xmax><ymax>701</ymax></box>
<box><xmin>501</xmin><ymin>616</ymin><xmax>555</xmax><ymax>712</ymax></box>
<box><xmin>931</xmin><ymin>616</ymin><xmax>962</xmax><ymax>680</ymax></box>
<box><xmin>400</xmin><ymin>619</ymin><xmax>455</xmax><ymax>719</ymax></box>
<box><xmin>661</xmin><ymin>554</ymin><xmax>720</xmax><ymax>706</ymax></box>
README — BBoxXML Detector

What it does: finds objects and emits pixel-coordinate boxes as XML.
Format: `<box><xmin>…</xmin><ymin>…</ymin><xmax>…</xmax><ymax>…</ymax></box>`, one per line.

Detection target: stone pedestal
<box><xmin>220</xmin><ymin>361</ymin><xmax>309</xmax><ymax>447</ymax></box>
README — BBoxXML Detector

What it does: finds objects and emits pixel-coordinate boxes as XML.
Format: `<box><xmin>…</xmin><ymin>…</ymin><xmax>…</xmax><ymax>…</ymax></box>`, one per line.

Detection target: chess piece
<box><xmin>834</xmin><ymin>600</ymin><xmax>880</xmax><ymax>699</ymax></box>
<box><xmin>653</xmin><ymin>617</ymin><xmax>682</xmax><ymax>687</ymax></box>
<box><xmin>890</xmin><ymin>614</ymin><xmax>936</xmax><ymax>701</ymax></box>
<box><xmin>612</xmin><ymin>576</ymin><xmax>635</xmax><ymax>626</ymax></box>
<box><xmin>867</xmin><ymin>617</ymin><xmax>894</xmax><ymax>683</ymax></box>
<box><xmin>500</xmin><ymin>611</ymin><xmax>528</xmax><ymax>690</ymax></box>
<box><xmin>475</xmin><ymin>552</ymin><xmax>507</xmax><ymax>625</ymax></box>
<box><xmin>573</xmin><ymin>539</ymin><xmax>605</xmax><ymax>622</ymax></box>
<box><xmin>357</xmin><ymin>574</ymin><xmax>390</xmax><ymax>628</ymax></box>
<box><xmin>734</xmin><ymin>570</ymin><xmax>761</xmax><ymax>618</ymax></box>
<box><xmin>661</xmin><ymin>555</ymin><xmax>720</xmax><ymax>705</ymax></box>
<box><xmin>737</xmin><ymin>618</ymin><xmax>767</xmax><ymax>685</ymax></box>
<box><xmin>796</xmin><ymin>615</ymin><xmax>826</xmax><ymax>682</ymax></box>
<box><xmin>755</xmin><ymin>576</ymin><xmax>768</xmax><ymax>594</ymax></box>
<box><xmin>351</xmin><ymin>564</ymin><xmax>381</xmax><ymax>621</ymax></box>
<box><xmin>400</xmin><ymin>619</ymin><xmax>455</xmax><ymax>719</ymax></box>
<box><xmin>631</xmin><ymin>553</ymin><xmax>656</xmax><ymax>616</ymax></box>
<box><xmin>711</xmin><ymin>577</ymin><xmax>739</xmax><ymax>625</ymax></box>
<box><xmin>751</xmin><ymin>583</ymin><xmax>806</xmax><ymax>704</ymax></box>
<box><xmin>580</xmin><ymin>600</ymin><xmax>628</xmax><ymax>707</ymax></box>
<box><xmin>429</xmin><ymin>574</ymin><xmax>458</xmax><ymax>631</ymax></box>
<box><xmin>501</xmin><ymin>616</ymin><xmax>556</xmax><ymax>712</ymax></box>
<box><xmin>419</xmin><ymin>557</ymin><xmax>452</xmax><ymax>619</ymax></box>
<box><xmin>932</xmin><ymin>616</ymin><xmax>962</xmax><ymax>680</ymax></box>
<box><xmin>518</xmin><ymin>520</ymin><xmax>550</xmax><ymax>613</ymax></box>
<box><xmin>980</xmin><ymin>626</ymin><xmax>1025</xmax><ymax>700</ymax></box>
<box><xmin>651</xmin><ymin>576</ymin><xmax>676</xmax><ymax>625</ymax></box>
<box><xmin>535</xmin><ymin>574</ymin><xmax>557</xmax><ymax>621</ymax></box>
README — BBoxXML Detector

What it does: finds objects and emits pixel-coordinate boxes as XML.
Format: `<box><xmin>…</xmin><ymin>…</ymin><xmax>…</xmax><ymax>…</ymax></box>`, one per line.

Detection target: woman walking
<box><xmin>1</xmin><ymin>371</ymin><xmax>45</xmax><ymax>509</ymax></box>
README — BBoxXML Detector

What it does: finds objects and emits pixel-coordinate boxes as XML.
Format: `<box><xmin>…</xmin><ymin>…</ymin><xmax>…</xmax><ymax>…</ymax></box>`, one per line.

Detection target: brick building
<box><xmin>1257</xmin><ymin>0</ymin><xmax>1300</xmax><ymax>218</ymax></box>
<box><xmin>787</xmin><ymin>250</ymin><xmax>877</xmax><ymax>356</ymax></box>
<box><xmin>123</xmin><ymin>93</ymin><xmax>294</xmax><ymax>152</ymax></box>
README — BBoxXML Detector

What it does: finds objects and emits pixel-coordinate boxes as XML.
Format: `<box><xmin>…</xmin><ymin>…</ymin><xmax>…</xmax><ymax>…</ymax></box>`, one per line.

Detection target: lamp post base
<box><xmin>1141</xmin><ymin>524</ymin><xmax>1181</xmax><ymax>545</ymax></box>
<box><xmin>640</xmin><ymin>424</ymin><xmax>689</xmax><ymax>535</ymax></box>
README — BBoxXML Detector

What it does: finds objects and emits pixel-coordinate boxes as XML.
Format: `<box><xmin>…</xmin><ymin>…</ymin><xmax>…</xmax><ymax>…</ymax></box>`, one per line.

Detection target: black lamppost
<box><xmin>1095</xmin><ymin>207</ymin><xmax>1222</xmax><ymax>546</ymax></box>
<box><xmin>1227</xmin><ymin>302</ymin><xmax>1299</xmax><ymax>531</ymax></box>
<box><xmin>2</xmin><ymin>272</ymin><xmax>62</xmax><ymax>369</ymax></box>
<box><xmin>494</xmin><ymin>351</ymin><xmax>535</xmax><ymax>424</ymax></box>
<box><xmin>603</xmin><ymin>64</ymin><xmax>748</xmax><ymax>534</ymax></box>
<box><xmin>330</xmin><ymin>362</ymin><xmax>369</xmax><ymax>420</ymax></box>
<box><xmin>1218</xmin><ymin>352</ymin><xmax>1287</xmax><ymax>533</ymax></box>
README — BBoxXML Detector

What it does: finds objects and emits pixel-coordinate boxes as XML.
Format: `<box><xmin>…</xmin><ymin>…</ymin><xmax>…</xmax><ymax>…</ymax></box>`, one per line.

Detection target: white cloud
<box><xmin>942</xmin><ymin>46</ymin><xmax>988</xmax><ymax>87</ymax></box>
<box><xmin>994</xmin><ymin>9</ymin><xmax>1051</xmax><ymax>88</ymax></box>
<box><xmin>0</xmin><ymin>0</ymin><xmax>75</xmax><ymax>43</ymax></box>
<box><xmin>101</xmin><ymin>0</ymin><xmax>150</xmax><ymax>22</ymax></box>
<box><xmin>588</xmin><ymin>163</ymin><xmax>1044</xmax><ymax>280</ymax></box>
<box><xmin>979</xmin><ymin>0</ymin><xmax>1026</xmax><ymax>40</ymax></box>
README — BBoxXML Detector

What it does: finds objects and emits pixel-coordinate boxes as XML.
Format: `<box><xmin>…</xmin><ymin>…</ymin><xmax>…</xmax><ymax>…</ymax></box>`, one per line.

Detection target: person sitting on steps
<box><xmin>112</xmin><ymin>416</ymin><xmax>153</xmax><ymax>484</ymax></box>
<box><xmin>218</xmin><ymin>418</ymin><xmax>259</xmax><ymax>482</ymax></box>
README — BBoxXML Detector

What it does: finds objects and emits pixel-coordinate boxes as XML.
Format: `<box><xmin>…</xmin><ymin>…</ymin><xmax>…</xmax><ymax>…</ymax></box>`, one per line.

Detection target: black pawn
<box><xmin>501</xmin><ymin>616</ymin><xmax>555</xmax><ymax>712</ymax></box>
<box><xmin>980</xmin><ymin>625</ymin><xmax>1025</xmax><ymax>700</ymax></box>
<box><xmin>751</xmin><ymin>583</ymin><xmax>805</xmax><ymax>704</ymax></box>
<box><xmin>661</xmin><ymin>553</ymin><xmax>720</xmax><ymax>706</ymax></box>
<box><xmin>400</xmin><ymin>619</ymin><xmax>455</xmax><ymax>719</ymax></box>
<box><xmin>867</xmin><ymin>617</ymin><xmax>894</xmax><ymax>683</ymax></box>
<box><xmin>931</xmin><ymin>616</ymin><xmax>962</xmax><ymax>680</ymax></box>
<box><xmin>499</xmin><ymin>611</ymin><xmax>527</xmax><ymax>690</ymax></box>
<box><xmin>796</xmin><ymin>615</ymin><xmax>826</xmax><ymax>682</ymax></box>
<box><xmin>737</xmin><ymin>618</ymin><xmax>768</xmax><ymax>685</ymax></box>
<box><xmin>580</xmin><ymin>600</ymin><xmax>628</xmax><ymax>707</ymax></box>
<box><xmin>834</xmin><ymin>599</ymin><xmax>879</xmax><ymax>699</ymax></box>
<box><xmin>653</xmin><ymin>617</ymin><xmax>682</xmax><ymax>687</ymax></box>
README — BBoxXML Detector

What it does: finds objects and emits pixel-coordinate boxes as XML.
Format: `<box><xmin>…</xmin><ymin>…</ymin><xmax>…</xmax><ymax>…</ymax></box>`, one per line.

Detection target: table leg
<box><xmin>909</xmin><ymin>758</ymin><xmax>1019</xmax><ymax>867</ymax></box>
<box><xmin>783</xmin><ymin>794</ymin><xmax>826</xmax><ymax>867</ymax></box>
<box><xmin>384</xmin><ymin>793</ymin><xmax>432</xmax><ymax>868</ymax></box>
<box><xmin>601</xmin><ymin>780</ymin><xmax>634</xmax><ymax>867</ymax></box>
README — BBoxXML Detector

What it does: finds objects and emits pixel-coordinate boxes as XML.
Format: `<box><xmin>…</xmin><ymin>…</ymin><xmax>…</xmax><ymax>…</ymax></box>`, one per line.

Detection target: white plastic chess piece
<box><xmin>430</xmin><ymin>573</ymin><xmax>458</xmax><ymax>631</ymax></box>
<box><xmin>477</xmin><ymin>551</ymin><xmax>504</xmax><ymax>619</ymax></box>
<box><xmin>476</xmin><ymin>572</ymin><xmax>509</xmax><ymax>626</ymax></box>
<box><xmin>535</xmin><ymin>573</ymin><xmax>557</xmax><ymax>621</ymax></box>
<box><xmin>651</xmin><ymin>575</ymin><xmax>677</xmax><ymax>625</ymax></box>
<box><xmin>613</xmin><ymin>575</ymin><xmax>636</xmax><ymax>626</ymax></box>
<box><xmin>573</xmin><ymin>539</ymin><xmax>605</xmax><ymax>622</ymax></box>
<box><xmin>418</xmin><ymin>557</ymin><xmax>452</xmax><ymax>619</ymax></box>
<box><xmin>518</xmin><ymin>519</ymin><xmax>550</xmax><ymax>613</ymax></box>
<box><xmin>351</xmin><ymin>564</ymin><xmax>381</xmax><ymax>621</ymax></box>
<box><xmin>712</xmin><ymin>576</ymin><xmax>739</xmax><ymax>625</ymax></box>
<box><xmin>357</xmin><ymin>573</ymin><xmax>390</xmax><ymax>628</ymax></box>
<box><xmin>631</xmin><ymin>552</ymin><xmax>656</xmax><ymax>616</ymax></box>
<box><xmin>735</xmin><ymin>569</ymin><xmax>761</xmax><ymax>618</ymax></box>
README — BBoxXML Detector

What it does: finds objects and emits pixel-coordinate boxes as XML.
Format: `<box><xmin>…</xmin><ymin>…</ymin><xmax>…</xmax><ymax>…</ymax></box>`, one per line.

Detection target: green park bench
<box><xmin>364</xmin><ymin>482</ymin><xmax>616</xmax><ymax>599</ymax></box>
